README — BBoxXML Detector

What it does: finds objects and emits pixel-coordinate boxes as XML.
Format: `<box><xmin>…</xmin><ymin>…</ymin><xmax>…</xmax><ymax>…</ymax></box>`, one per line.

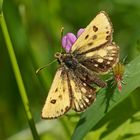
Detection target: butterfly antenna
<box><xmin>36</xmin><ymin>59</ymin><xmax>57</xmax><ymax>75</ymax></box>
<box><xmin>60</xmin><ymin>27</ymin><xmax>64</xmax><ymax>53</ymax></box>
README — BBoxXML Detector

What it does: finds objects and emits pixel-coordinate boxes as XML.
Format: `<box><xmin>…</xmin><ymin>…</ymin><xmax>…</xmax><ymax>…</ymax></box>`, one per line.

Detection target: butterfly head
<box><xmin>54</xmin><ymin>52</ymin><xmax>63</xmax><ymax>64</ymax></box>
<box><xmin>55</xmin><ymin>52</ymin><xmax>78</xmax><ymax>69</ymax></box>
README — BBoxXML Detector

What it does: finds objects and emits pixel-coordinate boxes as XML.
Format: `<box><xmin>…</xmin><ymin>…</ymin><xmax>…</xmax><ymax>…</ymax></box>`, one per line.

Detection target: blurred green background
<box><xmin>1</xmin><ymin>0</ymin><xmax>140</xmax><ymax>140</ymax></box>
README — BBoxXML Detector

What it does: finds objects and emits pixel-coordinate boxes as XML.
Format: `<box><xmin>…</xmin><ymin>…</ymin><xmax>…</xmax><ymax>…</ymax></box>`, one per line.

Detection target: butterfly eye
<box><xmin>54</xmin><ymin>52</ymin><xmax>61</xmax><ymax>58</ymax></box>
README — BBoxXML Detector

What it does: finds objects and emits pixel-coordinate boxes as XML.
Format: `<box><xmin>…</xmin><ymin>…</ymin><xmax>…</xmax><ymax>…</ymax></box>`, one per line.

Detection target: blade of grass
<box><xmin>72</xmin><ymin>55</ymin><xmax>140</xmax><ymax>140</ymax></box>
<box><xmin>0</xmin><ymin>12</ymin><xmax>40</xmax><ymax>140</ymax></box>
<box><xmin>0</xmin><ymin>0</ymin><xmax>3</xmax><ymax>13</ymax></box>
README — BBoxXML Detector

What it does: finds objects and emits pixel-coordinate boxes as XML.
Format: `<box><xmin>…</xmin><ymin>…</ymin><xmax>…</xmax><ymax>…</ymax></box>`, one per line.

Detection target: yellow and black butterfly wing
<box><xmin>68</xmin><ymin>71</ymin><xmax>96</xmax><ymax>112</ymax></box>
<box><xmin>41</xmin><ymin>66</ymin><xmax>96</xmax><ymax>118</ymax></box>
<box><xmin>77</xmin><ymin>43</ymin><xmax>119</xmax><ymax>74</ymax></box>
<box><xmin>71</xmin><ymin>11</ymin><xmax>119</xmax><ymax>73</ymax></box>
<box><xmin>71</xmin><ymin>11</ymin><xmax>113</xmax><ymax>54</ymax></box>
<box><xmin>41</xmin><ymin>67</ymin><xmax>72</xmax><ymax>119</ymax></box>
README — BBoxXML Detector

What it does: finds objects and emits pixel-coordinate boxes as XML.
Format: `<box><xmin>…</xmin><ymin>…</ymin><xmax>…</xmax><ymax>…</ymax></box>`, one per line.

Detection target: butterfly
<box><xmin>41</xmin><ymin>11</ymin><xmax>119</xmax><ymax>119</ymax></box>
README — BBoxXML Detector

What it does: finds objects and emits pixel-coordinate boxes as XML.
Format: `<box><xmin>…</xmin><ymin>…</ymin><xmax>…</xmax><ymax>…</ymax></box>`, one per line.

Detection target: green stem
<box><xmin>0</xmin><ymin>12</ymin><xmax>40</xmax><ymax>140</ymax></box>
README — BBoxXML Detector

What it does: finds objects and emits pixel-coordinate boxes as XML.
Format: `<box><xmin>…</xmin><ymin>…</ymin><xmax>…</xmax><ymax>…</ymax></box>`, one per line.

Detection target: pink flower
<box><xmin>62</xmin><ymin>33</ymin><xmax>77</xmax><ymax>52</ymax></box>
<box><xmin>62</xmin><ymin>28</ymin><xmax>84</xmax><ymax>52</ymax></box>
<box><xmin>77</xmin><ymin>28</ymin><xmax>85</xmax><ymax>38</ymax></box>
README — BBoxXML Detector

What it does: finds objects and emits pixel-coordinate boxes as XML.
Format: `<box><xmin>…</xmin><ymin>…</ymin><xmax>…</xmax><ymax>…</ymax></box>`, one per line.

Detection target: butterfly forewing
<box><xmin>77</xmin><ymin>43</ymin><xmax>119</xmax><ymax>73</ymax></box>
<box><xmin>41</xmin><ymin>67</ymin><xmax>72</xmax><ymax>119</ymax></box>
<box><xmin>71</xmin><ymin>11</ymin><xmax>112</xmax><ymax>54</ymax></box>
<box><xmin>68</xmin><ymin>71</ymin><xmax>96</xmax><ymax>112</ymax></box>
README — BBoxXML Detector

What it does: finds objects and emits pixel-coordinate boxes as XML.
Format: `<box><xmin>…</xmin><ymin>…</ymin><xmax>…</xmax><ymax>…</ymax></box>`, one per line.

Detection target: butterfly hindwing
<box><xmin>74</xmin><ymin>63</ymin><xmax>107</xmax><ymax>87</ymax></box>
<box><xmin>71</xmin><ymin>11</ymin><xmax>112</xmax><ymax>54</ymax></box>
<box><xmin>41</xmin><ymin>67</ymin><xmax>72</xmax><ymax>119</ymax></box>
<box><xmin>77</xmin><ymin>43</ymin><xmax>119</xmax><ymax>74</ymax></box>
<box><xmin>68</xmin><ymin>71</ymin><xmax>96</xmax><ymax>112</ymax></box>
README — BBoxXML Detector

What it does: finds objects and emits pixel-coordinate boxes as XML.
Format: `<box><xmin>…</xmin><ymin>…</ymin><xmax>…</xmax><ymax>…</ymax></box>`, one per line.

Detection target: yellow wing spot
<box><xmin>86</xmin><ymin>51</ymin><xmax>96</xmax><ymax>57</ymax></box>
<box><xmin>88</xmin><ymin>94</ymin><xmax>92</xmax><ymax>98</ymax></box>
<box><xmin>111</xmin><ymin>50</ymin><xmax>117</xmax><ymax>53</ymax></box>
<box><xmin>81</xmin><ymin>87</ymin><xmax>87</xmax><ymax>93</ymax></box>
<box><xmin>85</xmin><ymin>98</ymin><xmax>89</xmax><ymax>103</ymax></box>
<box><xmin>108</xmin><ymin>57</ymin><xmax>113</xmax><ymax>60</ymax></box>
<box><xmin>70</xmin><ymin>79</ymin><xmax>75</xmax><ymax>87</ymax></box>
<box><xmin>80</xmin><ymin>104</ymin><xmax>84</xmax><ymax>109</ymax></box>
<box><xmin>97</xmin><ymin>58</ymin><xmax>104</xmax><ymax>63</ymax></box>
<box><xmin>107</xmin><ymin>61</ymin><xmax>111</xmax><ymax>64</ymax></box>
<box><xmin>107</xmin><ymin>46</ymin><xmax>114</xmax><ymax>50</ymax></box>
<box><xmin>86</xmin><ymin>49</ymin><xmax>107</xmax><ymax>58</ymax></box>
<box><xmin>94</xmin><ymin>64</ymin><xmax>98</xmax><ymax>67</ymax></box>
<box><xmin>97</xmin><ymin>49</ymin><xmax>107</xmax><ymax>57</ymax></box>
<box><xmin>83</xmin><ymin>83</ymin><xmax>87</xmax><ymax>86</ymax></box>
<box><xmin>111</xmin><ymin>53</ymin><xmax>116</xmax><ymax>56</ymax></box>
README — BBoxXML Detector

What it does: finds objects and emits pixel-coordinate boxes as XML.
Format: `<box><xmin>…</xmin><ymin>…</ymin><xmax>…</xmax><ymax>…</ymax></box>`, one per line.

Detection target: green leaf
<box><xmin>0</xmin><ymin>0</ymin><xmax>3</xmax><ymax>13</ymax></box>
<box><xmin>72</xmin><ymin>55</ymin><xmax>140</xmax><ymax>140</ymax></box>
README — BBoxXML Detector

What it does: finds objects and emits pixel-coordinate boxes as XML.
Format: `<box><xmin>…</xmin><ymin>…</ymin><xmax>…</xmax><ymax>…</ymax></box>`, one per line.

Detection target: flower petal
<box><xmin>77</xmin><ymin>28</ymin><xmax>85</xmax><ymax>38</ymax></box>
<box><xmin>62</xmin><ymin>36</ymin><xmax>67</xmax><ymax>48</ymax></box>
<box><xmin>66</xmin><ymin>33</ymin><xmax>77</xmax><ymax>45</ymax></box>
<box><xmin>62</xmin><ymin>33</ymin><xmax>77</xmax><ymax>52</ymax></box>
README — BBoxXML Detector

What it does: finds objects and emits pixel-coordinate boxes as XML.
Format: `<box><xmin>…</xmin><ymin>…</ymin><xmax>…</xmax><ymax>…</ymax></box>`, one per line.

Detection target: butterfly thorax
<box><xmin>55</xmin><ymin>52</ymin><xmax>78</xmax><ymax>70</ymax></box>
